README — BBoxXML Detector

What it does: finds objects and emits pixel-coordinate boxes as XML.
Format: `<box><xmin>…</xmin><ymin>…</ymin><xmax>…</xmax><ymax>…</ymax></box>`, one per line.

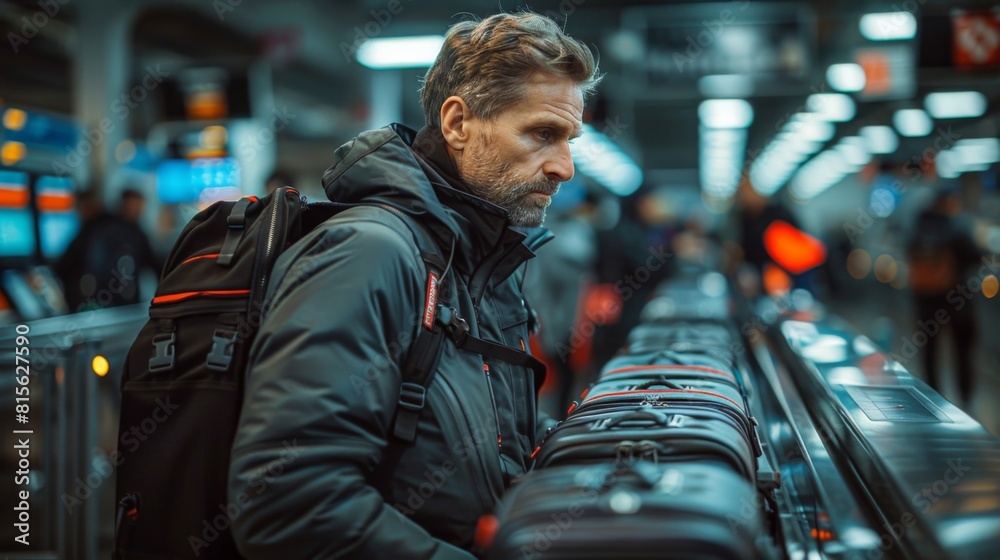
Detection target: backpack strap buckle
<box><xmin>397</xmin><ymin>382</ymin><xmax>427</xmax><ymax>412</ymax></box>
<box><xmin>206</xmin><ymin>329</ymin><xmax>238</xmax><ymax>372</ymax></box>
<box><xmin>148</xmin><ymin>333</ymin><xmax>176</xmax><ymax>373</ymax></box>
<box><xmin>393</xmin><ymin>381</ymin><xmax>430</xmax><ymax>442</ymax></box>
<box><xmin>436</xmin><ymin>306</ymin><xmax>469</xmax><ymax>346</ymax></box>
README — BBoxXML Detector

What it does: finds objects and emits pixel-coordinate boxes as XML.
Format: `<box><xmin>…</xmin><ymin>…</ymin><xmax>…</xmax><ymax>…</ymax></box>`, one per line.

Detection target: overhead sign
<box><xmin>855</xmin><ymin>44</ymin><xmax>916</xmax><ymax>101</ymax></box>
<box><xmin>623</xmin><ymin>3</ymin><xmax>810</xmax><ymax>86</ymax></box>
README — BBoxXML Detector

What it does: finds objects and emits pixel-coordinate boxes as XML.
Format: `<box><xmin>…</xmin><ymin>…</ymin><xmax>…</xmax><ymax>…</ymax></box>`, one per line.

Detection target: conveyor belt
<box><xmin>761</xmin><ymin>309</ymin><xmax>1000</xmax><ymax>560</ymax></box>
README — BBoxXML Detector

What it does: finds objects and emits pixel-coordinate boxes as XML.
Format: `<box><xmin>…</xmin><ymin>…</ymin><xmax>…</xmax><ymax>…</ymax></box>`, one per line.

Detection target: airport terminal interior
<box><xmin>1</xmin><ymin>0</ymin><xmax>1000</xmax><ymax>558</ymax></box>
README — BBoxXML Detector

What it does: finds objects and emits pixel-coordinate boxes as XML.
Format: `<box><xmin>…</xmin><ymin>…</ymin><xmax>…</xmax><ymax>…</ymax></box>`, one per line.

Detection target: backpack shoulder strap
<box><xmin>340</xmin><ymin>204</ymin><xmax>452</xmax><ymax>443</ymax></box>
<box><xmin>342</xmin><ymin>203</ymin><xmax>547</xmax><ymax>442</ymax></box>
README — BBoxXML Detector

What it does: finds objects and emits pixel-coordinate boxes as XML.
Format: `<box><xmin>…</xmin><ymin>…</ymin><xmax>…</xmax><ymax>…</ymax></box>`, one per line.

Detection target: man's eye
<box><xmin>536</xmin><ymin>129</ymin><xmax>553</xmax><ymax>141</ymax></box>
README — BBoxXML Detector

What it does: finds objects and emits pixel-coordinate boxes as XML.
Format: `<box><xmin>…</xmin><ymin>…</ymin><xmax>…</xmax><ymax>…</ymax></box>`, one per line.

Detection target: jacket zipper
<box><xmin>435</xmin><ymin>373</ymin><xmax>499</xmax><ymax>508</ymax></box>
<box><xmin>483</xmin><ymin>363</ymin><xmax>509</xmax><ymax>483</ymax></box>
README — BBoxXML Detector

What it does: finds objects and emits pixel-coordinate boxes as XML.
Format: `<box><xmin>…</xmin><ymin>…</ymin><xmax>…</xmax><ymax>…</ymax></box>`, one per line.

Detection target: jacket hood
<box><xmin>321</xmin><ymin>124</ymin><xmax>461</xmax><ymax>246</ymax></box>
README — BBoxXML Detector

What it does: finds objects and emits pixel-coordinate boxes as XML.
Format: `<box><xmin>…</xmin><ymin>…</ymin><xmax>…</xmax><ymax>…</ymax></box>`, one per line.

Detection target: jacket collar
<box><xmin>322</xmin><ymin>123</ymin><xmax>548</xmax><ymax>282</ymax></box>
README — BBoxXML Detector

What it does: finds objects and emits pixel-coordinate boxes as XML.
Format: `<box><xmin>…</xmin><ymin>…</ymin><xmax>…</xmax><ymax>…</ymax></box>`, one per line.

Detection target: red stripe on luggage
<box><xmin>583</xmin><ymin>388</ymin><xmax>743</xmax><ymax>410</ymax></box>
<box><xmin>602</xmin><ymin>364</ymin><xmax>736</xmax><ymax>382</ymax></box>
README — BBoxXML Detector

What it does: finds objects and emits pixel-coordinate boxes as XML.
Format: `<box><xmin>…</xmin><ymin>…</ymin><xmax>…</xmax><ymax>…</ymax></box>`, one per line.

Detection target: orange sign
<box><xmin>953</xmin><ymin>10</ymin><xmax>1000</xmax><ymax>68</ymax></box>
<box><xmin>858</xmin><ymin>50</ymin><xmax>892</xmax><ymax>96</ymax></box>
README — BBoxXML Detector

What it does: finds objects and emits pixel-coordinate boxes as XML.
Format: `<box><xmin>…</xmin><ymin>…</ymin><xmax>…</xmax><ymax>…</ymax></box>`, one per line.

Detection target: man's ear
<box><xmin>440</xmin><ymin>96</ymin><xmax>473</xmax><ymax>151</ymax></box>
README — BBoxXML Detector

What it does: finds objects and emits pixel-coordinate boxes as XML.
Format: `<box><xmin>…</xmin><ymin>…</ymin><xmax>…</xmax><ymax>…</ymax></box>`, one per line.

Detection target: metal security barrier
<box><xmin>0</xmin><ymin>305</ymin><xmax>147</xmax><ymax>559</ymax></box>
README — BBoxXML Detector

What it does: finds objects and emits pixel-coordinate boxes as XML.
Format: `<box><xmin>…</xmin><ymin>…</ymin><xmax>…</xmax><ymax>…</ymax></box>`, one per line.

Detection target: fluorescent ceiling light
<box><xmin>892</xmin><ymin>108</ymin><xmax>933</xmax><ymax>137</ymax></box>
<box><xmin>356</xmin><ymin>35</ymin><xmax>445</xmax><ymax>69</ymax></box>
<box><xmin>701</xmin><ymin>127</ymin><xmax>745</xmax><ymax>147</ymax></box>
<box><xmin>779</xmin><ymin>137</ymin><xmax>823</xmax><ymax>155</ymax></box>
<box><xmin>836</xmin><ymin>136</ymin><xmax>871</xmax><ymax>168</ymax></box>
<box><xmin>807</xmin><ymin>93</ymin><xmax>856</xmax><ymax>122</ymax></box>
<box><xmin>953</xmin><ymin>138</ymin><xmax>1000</xmax><ymax>167</ymax></box>
<box><xmin>827</xmin><ymin>63</ymin><xmax>866</xmax><ymax>92</ymax></box>
<box><xmin>698</xmin><ymin>99</ymin><xmax>754</xmax><ymax>129</ymax></box>
<box><xmin>860</xmin><ymin>126</ymin><xmax>899</xmax><ymax>154</ymax></box>
<box><xmin>936</xmin><ymin>149</ymin><xmax>960</xmax><ymax>179</ymax></box>
<box><xmin>924</xmin><ymin>91</ymin><xmax>988</xmax><ymax>119</ymax></box>
<box><xmin>698</xmin><ymin>74</ymin><xmax>754</xmax><ymax>98</ymax></box>
<box><xmin>859</xmin><ymin>12</ymin><xmax>917</xmax><ymax>41</ymax></box>
<box><xmin>699</xmin><ymin>127</ymin><xmax>747</xmax><ymax>197</ymax></box>
<box><xmin>786</xmin><ymin>115</ymin><xmax>835</xmax><ymax>143</ymax></box>
<box><xmin>791</xmin><ymin>151</ymin><xmax>848</xmax><ymax>200</ymax></box>
<box><xmin>570</xmin><ymin>124</ymin><xmax>643</xmax><ymax>196</ymax></box>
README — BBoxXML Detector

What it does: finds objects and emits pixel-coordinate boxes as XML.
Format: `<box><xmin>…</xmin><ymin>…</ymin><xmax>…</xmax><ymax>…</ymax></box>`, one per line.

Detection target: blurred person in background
<box><xmin>523</xmin><ymin>186</ymin><xmax>598</xmax><ymax>414</ymax></box>
<box><xmin>906</xmin><ymin>188</ymin><xmax>981</xmax><ymax>405</ymax></box>
<box><xmin>590</xmin><ymin>189</ymin><xmax>673</xmax><ymax>368</ymax></box>
<box><xmin>55</xmin><ymin>188</ymin><xmax>159</xmax><ymax>312</ymax></box>
<box><xmin>725</xmin><ymin>171</ymin><xmax>824</xmax><ymax>297</ymax></box>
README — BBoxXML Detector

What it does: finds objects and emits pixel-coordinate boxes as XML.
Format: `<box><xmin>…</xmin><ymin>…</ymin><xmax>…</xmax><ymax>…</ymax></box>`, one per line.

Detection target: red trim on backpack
<box><xmin>152</xmin><ymin>289</ymin><xmax>250</xmax><ymax>305</ymax></box>
<box><xmin>180</xmin><ymin>253</ymin><xmax>221</xmax><ymax>265</ymax></box>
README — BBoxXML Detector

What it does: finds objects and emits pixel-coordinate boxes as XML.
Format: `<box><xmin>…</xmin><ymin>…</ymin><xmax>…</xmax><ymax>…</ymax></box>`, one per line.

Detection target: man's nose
<box><xmin>543</xmin><ymin>142</ymin><xmax>575</xmax><ymax>183</ymax></box>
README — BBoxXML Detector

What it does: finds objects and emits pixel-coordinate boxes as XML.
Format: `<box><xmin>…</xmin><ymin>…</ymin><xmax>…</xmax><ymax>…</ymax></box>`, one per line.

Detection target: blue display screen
<box><xmin>36</xmin><ymin>175</ymin><xmax>79</xmax><ymax>259</ymax></box>
<box><xmin>0</xmin><ymin>170</ymin><xmax>36</xmax><ymax>258</ymax></box>
<box><xmin>157</xmin><ymin>157</ymin><xmax>241</xmax><ymax>204</ymax></box>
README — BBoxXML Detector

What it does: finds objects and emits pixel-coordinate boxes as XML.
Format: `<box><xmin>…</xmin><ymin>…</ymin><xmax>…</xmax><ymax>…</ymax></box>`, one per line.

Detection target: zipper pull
<box><xmin>483</xmin><ymin>363</ymin><xmax>503</xmax><ymax>450</ymax></box>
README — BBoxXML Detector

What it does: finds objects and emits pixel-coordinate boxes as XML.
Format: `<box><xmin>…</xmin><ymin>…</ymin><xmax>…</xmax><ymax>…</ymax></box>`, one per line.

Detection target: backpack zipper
<box><xmin>255</xmin><ymin>191</ymin><xmax>290</xmax><ymax>314</ymax></box>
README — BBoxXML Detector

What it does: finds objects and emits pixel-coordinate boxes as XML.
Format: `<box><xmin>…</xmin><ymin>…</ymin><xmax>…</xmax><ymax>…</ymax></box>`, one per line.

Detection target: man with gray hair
<box><xmin>229</xmin><ymin>11</ymin><xmax>600</xmax><ymax>559</ymax></box>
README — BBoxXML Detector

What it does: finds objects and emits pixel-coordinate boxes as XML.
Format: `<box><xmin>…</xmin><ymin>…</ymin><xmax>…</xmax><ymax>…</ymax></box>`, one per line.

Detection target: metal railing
<box><xmin>0</xmin><ymin>305</ymin><xmax>147</xmax><ymax>559</ymax></box>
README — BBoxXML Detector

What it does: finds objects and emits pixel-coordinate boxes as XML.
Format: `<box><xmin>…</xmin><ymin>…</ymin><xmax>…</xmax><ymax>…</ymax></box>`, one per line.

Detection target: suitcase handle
<box><xmin>594</xmin><ymin>461</ymin><xmax>662</xmax><ymax>492</ymax></box>
<box><xmin>605</xmin><ymin>409</ymin><xmax>669</xmax><ymax>428</ymax></box>
<box><xmin>643</xmin><ymin>348</ymin><xmax>732</xmax><ymax>366</ymax></box>
<box><xmin>632</xmin><ymin>378</ymin><xmax>685</xmax><ymax>391</ymax></box>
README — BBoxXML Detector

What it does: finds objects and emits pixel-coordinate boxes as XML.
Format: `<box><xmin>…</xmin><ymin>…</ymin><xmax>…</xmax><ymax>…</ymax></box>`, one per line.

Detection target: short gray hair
<box><xmin>420</xmin><ymin>12</ymin><xmax>601</xmax><ymax>129</ymax></box>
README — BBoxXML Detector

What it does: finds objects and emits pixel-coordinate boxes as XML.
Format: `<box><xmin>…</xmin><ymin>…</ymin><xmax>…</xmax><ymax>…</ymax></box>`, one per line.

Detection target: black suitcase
<box><xmin>602</xmin><ymin>346</ymin><xmax>739</xmax><ymax>379</ymax></box>
<box><xmin>532</xmin><ymin>407</ymin><xmax>756</xmax><ymax>480</ymax></box>
<box><xmin>625</xmin><ymin>321</ymin><xmax>734</xmax><ymax>355</ymax></box>
<box><xmin>568</xmin><ymin>387</ymin><xmax>755</xmax><ymax>454</ymax></box>
<box><xmin>639</xmin><ymin>289</ymin><xmax>729</xmax><ymax>322</ymax></box>
<box><xmin>650</xmin><ymin>269</ymin><xmax>730</xmax><ymax>299</ymax></box>
<box><xmin>588</xmin><ymin>367</ymin><xmax>748</xmax><ymax>417</ymax></box>
<box><xmin>484</xmin><ymin>461</ymin><xmax>762</xmax><ymax>560</ymax></box>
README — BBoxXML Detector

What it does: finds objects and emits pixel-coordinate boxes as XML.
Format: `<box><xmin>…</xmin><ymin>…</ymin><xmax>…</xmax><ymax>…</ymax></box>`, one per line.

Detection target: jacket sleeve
<box><xmin>229</xmin><ymin>221</ymin><xmax>476</xmax><ymax>560</ymax></box>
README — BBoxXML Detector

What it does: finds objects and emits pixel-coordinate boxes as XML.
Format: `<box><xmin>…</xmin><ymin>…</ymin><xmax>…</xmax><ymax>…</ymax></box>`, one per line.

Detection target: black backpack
<box><xmin>113</xmin><ymin>186</ymin><xmax>545</xmax><ymax>559</ymax></box>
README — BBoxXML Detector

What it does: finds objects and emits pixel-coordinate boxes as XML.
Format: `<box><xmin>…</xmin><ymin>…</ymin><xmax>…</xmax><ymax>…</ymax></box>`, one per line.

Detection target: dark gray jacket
<box><xmin>229</xmin><ymin>124</ymin><xmax>553</xmax><ymax>559</ymax></box>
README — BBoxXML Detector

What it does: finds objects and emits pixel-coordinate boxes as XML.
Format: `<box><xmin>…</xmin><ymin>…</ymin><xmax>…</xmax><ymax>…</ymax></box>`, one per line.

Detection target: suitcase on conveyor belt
<box><xmin>531</xmin><ymin>406</ymin><xmax>756</xmax><ymax>481</ymax></box>
<box><xmin>625</xmin><ymin>321</ymin><xmax>734</xmax><ymax>354</ymax></box>
<box><xmin>639</xmin><ymin>290</ymin><xmax>730</xmax><ymax>322</ymax></box>
<box><xmin>592</xmin><ymin>365</ymin><xmax>749</xmax><ymax>417</ymax></box>
<box><xmin>602</xmin><ymin>345</ymin><xmax>738</xmax><ymax>376</ymax></box>
<box><xmin>568</xmin><ymin>385</ymin><xmax>755</xmax><ymax>446</ymax></box>
<box><xmin>483</xmin><ymin>461</ymin><xmax>762</xmax><ymax>560</ymax></box>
